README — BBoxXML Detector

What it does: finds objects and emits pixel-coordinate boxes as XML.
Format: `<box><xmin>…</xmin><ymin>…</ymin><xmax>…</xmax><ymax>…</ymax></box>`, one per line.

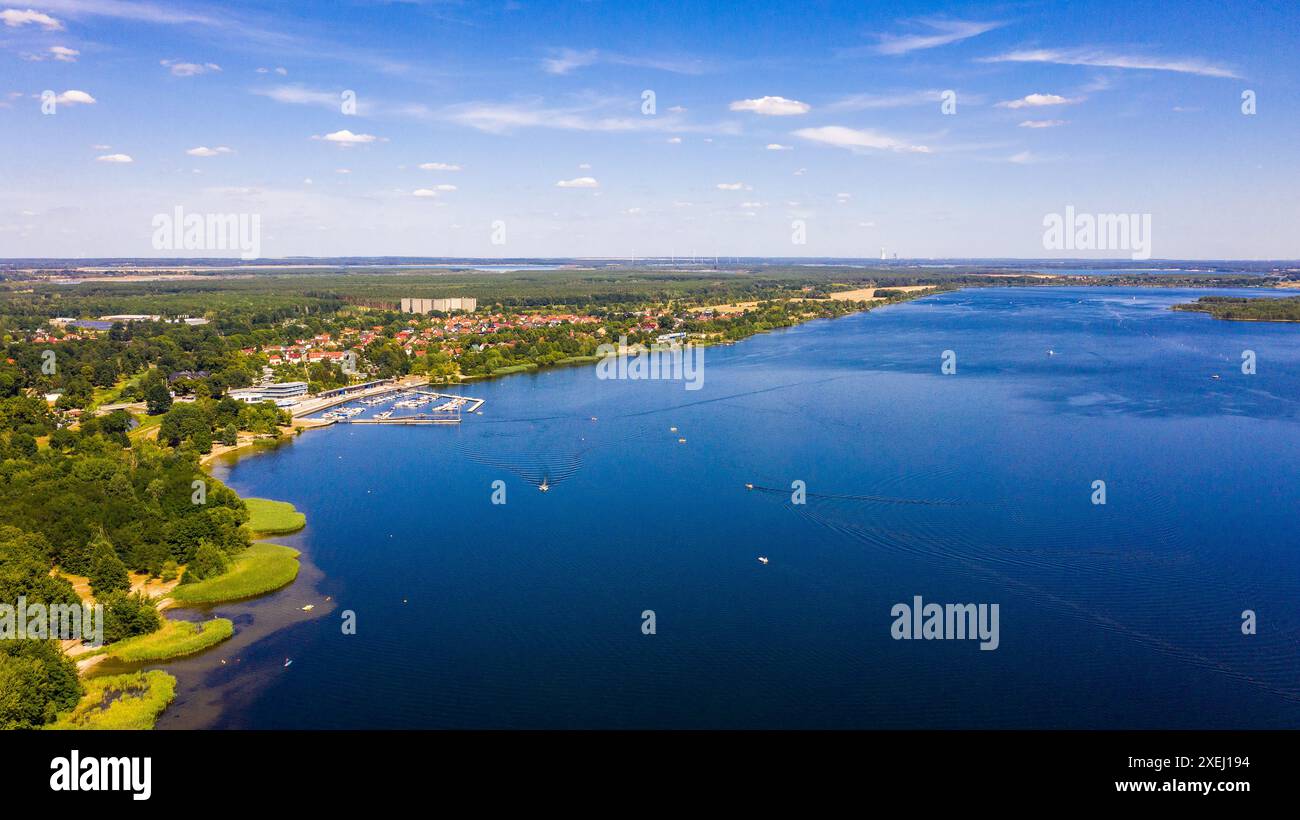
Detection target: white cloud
<box><xmin>96</xmin><ymin>153</ymin><xmax>133</xmax><ymax>163</ymax></box>
<box><xmin>1007</xmin><ymin>151</ymin><xmax>1041</xmax><ymax>164</ymax></box>
<box><xmin>434</xmin><ymin>184</ymin><xmax>456</xmax><ymax>191</ymax></box>
<box><xmin>729</xmin><ymin>95</ymin><xmax>810</xmax><ymax>116</ymax></box>
<box><xmin>981</xmin><ymin>48</ymin><xmax>1240</xmax><ymax>79</ymax></box>
<box><xmin>161</xmin><ymin>59</ymin><xmax>222</xmax><ymax>77</ymax></box>
<box><xmin>577</xmin><ymin>163</ymin><xmax>592</xmax><ymax>169</ymax></box>
<box><xmin>556</xmin><ymin>176</ymin><xmax>599</xmax><ymax>188</ymax></box>
<box><xmin>1</xmin><ymin>8</ymin><xmax>63</xmax><ymax>29</ymax></box>
<box><xmin>186</xmin><ymin>146</ymin><xmax>233</xmax><ymax>157</ymax></box>
<box><xmin>54</xmin><ymin>89</ymin><xmax>96</xmax><ymax>105</ymax></box>
<box><xmin>997</xmin><ymin>93</ymin><xmax>1080</xmax><ymax>109</ymax></box>
<box><xmin>739</xmin><ymin>201</ymin><xmax>764</xmax><ymax>209</ymax></box>
<box><xmin>666</xmin><ymin>136</ymin><xmax>682</xmax><ymax>144</ymax></box>
<box><xmin>716</xmin><ymin>182</ymin><xmax>751</xmax><ymax>191</ymax></box>
<box><xmin>1018</xmin><ymin>119</ymin><xmax>1066</xmax><ymax>128</ymax></box>
<box><xmin>793</xmin><ymin>126</ymin><xmax>931</xmax><ymax>154</ymax></box>
<box><xmin>335</xmin><ymin>168</ymin><xmax>350</xmax><ymax>174</ymax></box>
<box><xmin>412</xmin><ymin>188</ymin><xmax>438</xmax><ymax>197</ymax></box>
<box><xmin>871</xmin><ymin>19</ymin><xmax>1003</xmax><ymax>55</ymax></box>
<box><xmin>418</xmin><ymin>162</ymin><xmax>461</xmax><ymax>171</ymax></box>
<box><xmin>766</xmin><ymin>143</ymin><xmax>792</xmax><ymax>151</ymax></box>
<box><xmin>313</xmin><ymin>129</ymin><xmax>380</xmax><ymax>145</ymax></box>
<box><xmin>24</xmin><ymin>44</ymin><xmax>80</xmax><ymax>62</ymax></box>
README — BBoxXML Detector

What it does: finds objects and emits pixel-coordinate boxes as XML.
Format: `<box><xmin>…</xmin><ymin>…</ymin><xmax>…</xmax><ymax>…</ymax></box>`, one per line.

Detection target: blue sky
<box><xmin>1</xmin><ymin>0</ymin><xmax>1297</xmax><ymax>259</ymax></box>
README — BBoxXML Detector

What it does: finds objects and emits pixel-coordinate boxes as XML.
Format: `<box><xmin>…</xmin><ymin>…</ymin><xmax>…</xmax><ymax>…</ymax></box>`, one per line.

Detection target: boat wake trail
<box><xmin>749</xmin><ymin>479</ymin><xmax>1300</xmax><ymax>705</ymax></box>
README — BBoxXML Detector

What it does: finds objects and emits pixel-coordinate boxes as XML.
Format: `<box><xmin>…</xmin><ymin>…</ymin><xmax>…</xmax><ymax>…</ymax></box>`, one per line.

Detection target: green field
<box><xmin>47</xmin><ymin>670</ymin><xmax>176</xmax><ymax>730</ymax></box>
<box><xmin>245</xmin><ymin>497</ymin><xmax>306</xmax><ymax>534</ymax></box>
<box><xmin>169</xmin><ymin>542</ymin><xmax>300</xmax><ymax>604</ymax></box>
<box><xmin>99</xmin><ymin>617</ymin><xmax>233</xmax><ymax>662</ymax></box>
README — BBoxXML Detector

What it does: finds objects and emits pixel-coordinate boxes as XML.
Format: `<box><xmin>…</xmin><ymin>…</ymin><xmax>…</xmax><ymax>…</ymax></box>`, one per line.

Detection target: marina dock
<box><xmin>296</xmin><ymin>380</ymin><xmax>485</xmax><ymax>425</ymax></box>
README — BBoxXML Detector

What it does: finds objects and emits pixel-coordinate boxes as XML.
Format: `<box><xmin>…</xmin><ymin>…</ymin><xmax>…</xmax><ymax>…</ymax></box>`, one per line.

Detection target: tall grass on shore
<box><xmin>170</xmin><ymin>542</ymin><xmax>300</xmax><ymax>604</ymax></box>
<box><xmin>245</xmin><ymin>497</ymin><xmax>306</xmax><ymax>534</ymax></box>
<box><xmin>99</xmin><ymin>617</ymin><xmax>234</xmax><ymax>663</ymax></box>
<box><xmin>47</xmin><ymin>671</ymin><xmax>176</xmax><ymax>730</ymax></box>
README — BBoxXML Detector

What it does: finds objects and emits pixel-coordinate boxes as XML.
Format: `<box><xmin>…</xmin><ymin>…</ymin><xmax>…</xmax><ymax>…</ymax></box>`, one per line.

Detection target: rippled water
<box><xmin>189</xmin><ymin>286</ymin><xmax>1299</xmax><ymax>728</ymax></box>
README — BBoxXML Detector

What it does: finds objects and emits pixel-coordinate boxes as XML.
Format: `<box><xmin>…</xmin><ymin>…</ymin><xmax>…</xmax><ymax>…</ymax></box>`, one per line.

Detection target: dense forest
<box><xmin>1173</xmin><ymin>294</ymin><xmax>1300</xmax><ymax>322</ymax></box>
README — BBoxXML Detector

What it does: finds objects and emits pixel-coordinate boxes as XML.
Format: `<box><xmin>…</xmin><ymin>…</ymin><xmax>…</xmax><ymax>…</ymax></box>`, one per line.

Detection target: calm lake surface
<box><xmin>187</xmin><ymin>286</ymin><xmax>1300</xmax><ymax>729</ymax></box>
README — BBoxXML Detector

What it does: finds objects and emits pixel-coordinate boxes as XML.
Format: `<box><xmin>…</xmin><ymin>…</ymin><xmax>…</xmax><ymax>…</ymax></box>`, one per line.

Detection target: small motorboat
<box><xmin>301</xmin><ymin>604</ymin><xmax>314</xmax><ymax>611</ymax></box>
<box><xmin>745</xmin><ymin>483</ymin><xmax>754</xmax><ymax>490</ymax></box>
<box><xmin>539</xmin><ymin>478</ymin><xmax>550</xmax><ymax>492</ymax></box>
<box><xmin>283</xmin><ymin>658</ymin><xmax>293</xmax><ymax>668</ymax></box>
<box><xmin>678</xmin><ymin>438</ymin><xmax>686</xmax><ymax>444</ymax></box>
<box><xmin>670</xmin><ymin>426</ymin><xmax>678</xmax><ymax>432</ymax></box>
<box><xmin>1211</xmin><ymin>374</ymin><xmax>1221</xmax><ymax>380</ymax></box>
<box><xmin>1047</xmin><ymin>349</ymin><xmax>1055</xmax><ymax>356</ymax></box>
<box><xmin>757</xmin><ymin>556</ymin><xmax>769</xmax><ymax>565</ymax></box>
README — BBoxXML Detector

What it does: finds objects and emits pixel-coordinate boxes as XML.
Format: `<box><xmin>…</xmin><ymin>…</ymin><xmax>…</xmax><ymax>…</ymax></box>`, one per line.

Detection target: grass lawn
<box><xmin>169</xmin><ymin>542</ymin><xmax>300</xmax><ymax>604</ymax></box>
<box><xmin>99</xmin><ymin>617</ymin><xmax>233</xmax><ymax>663</ymax></box>
<box><xmin>127</xmin><ymin>412</ymin><xmax>165</xmax><ymax>441</ymax></box>
<box><xmin>245</xmin><ymin>497</ymin><xmax>306</xmax><ymax>534</ymax></box>
<box><xmin>48</xmin><ymin>671</ymin><xmax>176</xmax><ymax>730</ymax></box>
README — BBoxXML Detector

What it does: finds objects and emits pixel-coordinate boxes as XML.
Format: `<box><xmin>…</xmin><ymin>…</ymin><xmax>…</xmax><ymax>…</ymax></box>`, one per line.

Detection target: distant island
<box><xmin>1173</xmin><ymin>294</ymin><xmax>1300</xmax><ymax>323</ymax></box>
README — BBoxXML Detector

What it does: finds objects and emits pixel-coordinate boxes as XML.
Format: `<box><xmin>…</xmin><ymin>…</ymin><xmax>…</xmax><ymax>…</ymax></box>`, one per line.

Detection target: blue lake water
<box><xmin>196</xmin><ymin>286</ymin><xmax>1300</xmax><ymax>728</ymax></box>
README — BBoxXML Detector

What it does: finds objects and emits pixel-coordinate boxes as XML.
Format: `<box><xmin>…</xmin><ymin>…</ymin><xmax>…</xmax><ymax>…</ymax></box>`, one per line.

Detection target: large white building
<box><xmin>228</xmin><ymin>382</ymin><xmax>308</xmax><ymax>406</ymax></box>
<box><xmin>401</xmin><ymin>297</ymin><xmax>477</xmax><ymax>314</ymax></box>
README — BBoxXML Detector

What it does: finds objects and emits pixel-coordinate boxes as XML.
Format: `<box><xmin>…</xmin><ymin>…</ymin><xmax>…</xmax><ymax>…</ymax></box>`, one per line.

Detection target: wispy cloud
<box><xmin>556</xmin><ymin>176</ymin><xmax>599</xmax><ymax>188</ymax></box>
<box><xmin>162</xmin><ymin>59</ymin><xmax>221</xmax><ymax>77</ymax></box>
<box><xmin>95</xmin><ymin>153</ymin><xmax>133</xmax><ymax>163</ymax></box>
<box><xmin>32</xmin><ymin>0</ymin><xmax>217</xmax><ymax>26</ymax></box>
<box><xmin>186</xmin><ymin>145</ymin><xmax>232</xmax><ymax>157</ymax></box>
<box><xmin>1018</xmin><ymin>119</ymin><xmax>1066</xmax><ymax>128</ymax></box>
<box><xmin>541</xmin><ymin>47</ymin><xmax>709</xmax><ymax>75</ymax></box>
<box><xmin>443</xmin><ymin>98</ymin><xmax>735</xmax><ymax>135</ymax></box>
<box><xmin>869</xmin><ymin>18</ymin><xmax>1004</xmax><ymax>55</ymax></box>
<box><xmin>982</xmin><ymin>48</ymin><xmax>1240</xmax><ymax>79</ymax></box>
<box><xmin>827</xmin><ymin>89</ymin><xmax>949</xmax><ymax>111</ymax></box>
<box><xmin>793</xmin><ymin>125</ymin><xmax>930</xmax><ymax>154</ymax></box>
<box><xmin>252</xmin><ymin>84</ymin><xmax>346</xmax><ymax>109</ymax></box>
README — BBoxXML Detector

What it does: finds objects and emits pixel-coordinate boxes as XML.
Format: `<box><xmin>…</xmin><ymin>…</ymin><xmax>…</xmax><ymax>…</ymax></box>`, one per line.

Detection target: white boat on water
<box><xmin>539</xmin><ymin>478</ymin><xmax>550</xmax><ymax>492</ymax></box>
<box><xmin>757</xmin><ymin>556</ymin><xmax>769</xmax><ymax>565</ymax></box>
